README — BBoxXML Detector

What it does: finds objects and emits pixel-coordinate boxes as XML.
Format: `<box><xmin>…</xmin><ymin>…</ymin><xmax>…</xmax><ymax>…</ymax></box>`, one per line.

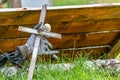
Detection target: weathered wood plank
<box><xmin>0</xmin><ymin>38</ymin><xmax>27</xmax><ymax>52</ymax></box>
<box><xmin>27</xmin><ymin>4</ymin><xmax>47</xmax><ymax>80</ymax></box>
<box><xmin>0</xmin><ymin>19</ymin><xmax>120</xmax><ymax>39</ymax></box>
<box><xmin>0</xmin><ymin>38</ymin><xmax>108</xmax><ymax>58</ymax></box>
<box><xmin>0</xmin><ymin>25</ymin><xmax>32</xmax><ymax>39</ymax></box>
<box><xmin>0</xmin><ymin>4</ymin><xmax>120</xmax><ymax>26</ymax></box>
<box><xmin>46</xmin><ymin>7</ymin><xmax>120</xmax><ymax>23</ymax></box>
<box><xmin>51</xmin><ymin>19</ymin><xmax>120</xmax><ymax>34</ymax></box>
<box><xmin>18</xmin><ymin>26</ymin><xmax>61</xmax><ymax>39</ymax></box>
<box><xmin>49</xmin><ymin>32</ymin><xmax>118</xmax><ymax>49</ymax></box>
<box><xmin>0</xmin><ymin>32</ymin><xmax>118</xmax><ymax>52</ymax></box>
<box><xmin>107</xmin><ymin>39</ymin><xmax>120</xmax><ymax>58</ymax></box>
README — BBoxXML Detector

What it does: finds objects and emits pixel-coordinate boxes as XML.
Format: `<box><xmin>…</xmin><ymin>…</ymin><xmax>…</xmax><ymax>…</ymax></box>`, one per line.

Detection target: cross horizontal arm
<box><xmin>18</xmin><ymin>26</ymin><xmax>61</xmax><ymax>39</ymax></box>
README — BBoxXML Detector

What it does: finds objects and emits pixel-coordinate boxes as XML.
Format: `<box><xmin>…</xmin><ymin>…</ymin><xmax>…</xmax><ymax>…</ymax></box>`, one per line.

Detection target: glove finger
<box><xmin>51</xmin><ymin>54</ymin><xmax>58</xmax><ymax>60</ymax></box>
<box><xmin>25</xmin><ymin>34</ymin><xmax>36</xmax><ymax>53</ymax></box>
<box><xmin>34</xmin><ymin>23</ymin><xmax>42</xmax><ymax>29</ymax></box>
<box><xmin>43</xmin><ymin>39</ymin><xmax>53</xmax><ymax>49</ymax></box>
<box><xmin>38</xmin><ymin>50</ymin><xmax>59</xmax><ymax>55</ymax></box>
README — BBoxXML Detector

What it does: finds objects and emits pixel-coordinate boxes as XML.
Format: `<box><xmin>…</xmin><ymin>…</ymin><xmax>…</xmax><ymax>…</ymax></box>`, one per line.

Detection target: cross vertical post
<box><xmin>27</xmin><ymin>4</ymin><xmax>47</xmax><ymax>80</ymax></box>
<box><xmin>18</xmin><ymin>4</ymin><xmax>61</xmax><ymax>80</ymax></box>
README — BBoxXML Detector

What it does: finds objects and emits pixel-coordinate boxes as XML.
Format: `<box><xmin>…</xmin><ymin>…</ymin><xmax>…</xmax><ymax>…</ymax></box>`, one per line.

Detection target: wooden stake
<box><xmin>27</xmin><ymin>36</ymin><xmax>41</xmax><ymax>80</ymax></box>
<box><xmin>107</xmin><ymin>39</ymin><xmax>120</xmax><ymax>58</ymax></box>
<box><xmin>27</xmin><ymin>4</ymin><xmax>47</xmax><ymax>80</ymax></box>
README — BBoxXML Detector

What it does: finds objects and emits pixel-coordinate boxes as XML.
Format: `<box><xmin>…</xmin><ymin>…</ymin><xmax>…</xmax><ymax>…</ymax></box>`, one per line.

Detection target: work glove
<box><xmin>0</xmin><ymin>46</ymin><xmax>28</xmax><ymax>68</ymax></box>
<box><xmin>24</xmin><ymin>23</ymin><xmax>59</xmax><ymax>59</ymax></box>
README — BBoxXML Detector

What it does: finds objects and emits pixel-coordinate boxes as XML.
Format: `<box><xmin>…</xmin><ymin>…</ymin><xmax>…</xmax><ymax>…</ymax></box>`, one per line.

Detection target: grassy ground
<box><xmin>0</xmin><ymin>57</ymin><xmax>120</xmax><ymax>80</ymax></box>
<box><xmin>53</xmin><ymin>0</ymin><xmax>120</xmax><ymax>6</ymax></box>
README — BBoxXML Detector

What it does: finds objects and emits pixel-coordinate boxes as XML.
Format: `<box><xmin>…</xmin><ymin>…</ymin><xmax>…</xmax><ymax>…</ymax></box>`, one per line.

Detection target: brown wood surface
<box><xmin>0</xmin><ymin>4</ymin><xmax>120</xmax><ymax>58</ymax></box>
<box><xmin>0</xmin><ymin>4</ymin><xmax>120</xmax><ymax>26</ymax></box>
<box><xmin>0</xmin><ymin>32</ymin><xmax>118</xmax><ymax>52</ymax></box>
<box><xmin>0</xmin><ymin>19</ymin><xmax>120</xmax><ymax>39</ymax></box>
<box><xmin>0</xmin><ymin>38</ymin><xmax>27</xmax><ymax>52</ymax></box>
<box><xmin>107</xmin><ymin>39</ymin><xmax>120</xmax><ymax>58</ymax></box>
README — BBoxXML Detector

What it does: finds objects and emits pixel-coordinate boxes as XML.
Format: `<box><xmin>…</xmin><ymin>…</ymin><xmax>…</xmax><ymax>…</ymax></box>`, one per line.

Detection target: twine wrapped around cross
<box><xmin>18</xmin><ymin>4</ymin><xmax>61</xmax><ymax>80</ymax></box>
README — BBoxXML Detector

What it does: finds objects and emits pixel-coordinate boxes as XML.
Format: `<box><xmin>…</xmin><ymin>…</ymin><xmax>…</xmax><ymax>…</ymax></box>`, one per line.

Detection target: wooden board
<box><xmin>107</xmin><ymin>39</ymin><xmax>120</xmax><ymax>58</ymax></box>
<box><xmin>0</xmin><ymin>32</ymin><xmax>118</xmax><ymax>52</ymax></box>
<box><xmin>0</xmin><ymin>3</ymin><xmax>120</xmax><ymax>26</ymax></box>
<box><xmin>0</xmin><ymin>19</ymin><xmax>120</xmax><ymax>39</ymax></box>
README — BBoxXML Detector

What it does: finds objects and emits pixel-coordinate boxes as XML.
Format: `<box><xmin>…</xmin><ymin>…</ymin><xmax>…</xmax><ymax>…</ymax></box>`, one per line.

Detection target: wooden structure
<box><xmin>0</xmin><ymin>3</ymin><xmax>120</xmax><ymax>58</ymax></box>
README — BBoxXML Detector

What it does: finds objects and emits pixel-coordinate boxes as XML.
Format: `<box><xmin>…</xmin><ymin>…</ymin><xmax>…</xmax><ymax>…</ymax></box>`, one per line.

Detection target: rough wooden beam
<box><xmin>27</xmin><ymin>4</ymin><xmax>47</xmax><ymax>80</ymax></box>
<box><xmin>0</xmin><ymin>19</ymin><xmax>120</xmax><ymax>38</ymax></box>
<box><xmin>59</xmin><ymin>45</ymin><xmax>111</xmax><ymax>51</ymax></box>
<box><xmin>0</xmin><ymin>32</ymin><xmax>118</xmax><ymax>52</ymax></box>
<box><xmin>107</xmin><ymin>39</ymin><xmax>120</xmax><ymax>58</ymax></box>
<box><xmin>18</xmin><ymin>26</ymin><xmax>61</xmax><ymax>39</ymax></box>
<box><xmin>28</xmin><ymin>36</ymin><xmax>41</xmax><ymax>80</ymax></box>
<box><xmin>0</xmin><ymin>3</ymin><xmax>120</xmax><ymax>26</ymax></box>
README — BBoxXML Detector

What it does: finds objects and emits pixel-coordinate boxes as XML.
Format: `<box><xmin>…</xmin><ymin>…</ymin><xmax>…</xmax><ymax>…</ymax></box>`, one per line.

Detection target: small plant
<box><xmin>116</xmin><ymin>53</ymin><xmax>120</xmax><ymax>59</ymax></box>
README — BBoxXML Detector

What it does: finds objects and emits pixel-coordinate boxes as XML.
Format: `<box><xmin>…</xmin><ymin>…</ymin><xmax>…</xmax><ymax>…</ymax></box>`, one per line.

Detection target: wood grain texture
<box><xmin>0</xmin><ymin>4</ymin><xmax>120</xmax><ymax>26</ymax></box>
<box><xmin>107</xmin><ymin>39</ymin><xmax>120</xmax><ymax>58</ymax></box>
<box><xmin>0</xmin><ymin>38</ymin><xmax>27</xmax><ymax>52</ymax></box>
<box><xmin>0</xmin><ymin>19</ymin><xmax>120</xmax><ymax>39</ymax></box>
<box><xmin>0</xmin><ymin>32</ymin><xmax>118</xmax><ymax>52</ymax></box>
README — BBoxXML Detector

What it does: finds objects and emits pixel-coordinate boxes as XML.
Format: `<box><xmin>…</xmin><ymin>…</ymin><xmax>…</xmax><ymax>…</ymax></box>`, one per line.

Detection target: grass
<box><xmin>0</xmin><ymin>56</ymin><xmax>120</xmax><ymax>80</ymax></box>
<box><xmin>116</xmin><ymin>53</ymin><xmax>120</xmax><ymax>59</ymax></box>
<box><xmin>53</xmin><ymin>0</ymin><xmax>120</xmax><ymax>6</ymax></box>
<box><xmin>53</xmin><ymin>0</ymin><xmax>90</xmax><ymax>6</ymax></box>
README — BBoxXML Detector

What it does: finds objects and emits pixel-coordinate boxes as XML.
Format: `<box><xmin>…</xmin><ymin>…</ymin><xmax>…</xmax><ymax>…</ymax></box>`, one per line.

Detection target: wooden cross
<box><xmin>18</xmin><ymin>4</ymin><xmax>61</xmax><ymax>80</ymax></box>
